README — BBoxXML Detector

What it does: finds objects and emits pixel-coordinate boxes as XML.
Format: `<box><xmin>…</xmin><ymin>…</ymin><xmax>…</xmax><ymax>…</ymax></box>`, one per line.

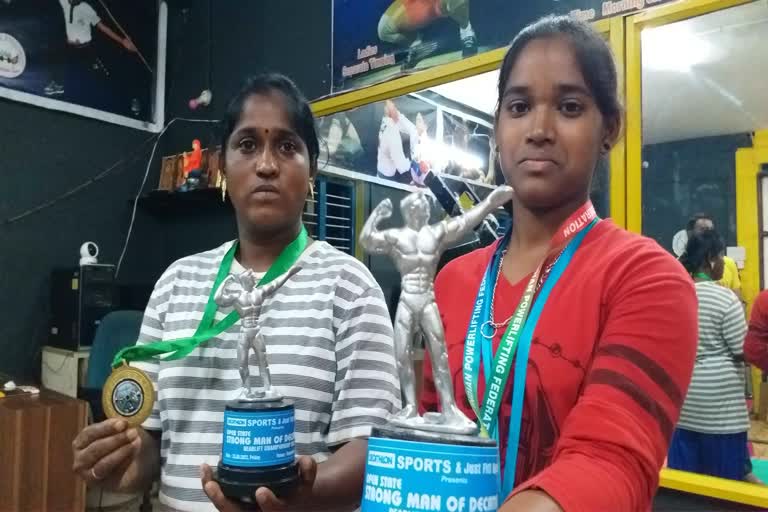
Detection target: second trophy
<box><xmin>359</xmin><ymin>186</ymin><xmax>514</xmax><ymax>512</ymax></box>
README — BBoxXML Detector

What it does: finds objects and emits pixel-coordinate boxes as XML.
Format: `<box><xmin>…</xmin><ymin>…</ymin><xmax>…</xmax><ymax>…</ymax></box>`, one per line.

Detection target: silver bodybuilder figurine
<box><xmin>360</xmin><ymin>185</ymin><xmax>514</xmax><ymax>434</ymax></box>
<box><xmin>214</xmin><ymin>266</ymin><xmax>300</xmax><ymax>401</ymax></box>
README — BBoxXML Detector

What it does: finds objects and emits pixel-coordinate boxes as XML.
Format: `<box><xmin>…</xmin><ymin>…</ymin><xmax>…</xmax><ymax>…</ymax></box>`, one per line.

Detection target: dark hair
<box><xmin>221</xmin><ymin>73</ymin><xmax>319</xmax><ymax>173</ymax></box>
<box><xmin>495</xmin><ymin>15</ymin><xmax>622</xmax><ymax>133</ymax></box>
<box><xmin>680</xmin><ymin>230</ymin><xmax>725</xmax><ymax>274</ymax></box>
<box><xmin>686</xmin><ymin>212</ymin><xmax>714</xmax><ymax>233</ymax></box>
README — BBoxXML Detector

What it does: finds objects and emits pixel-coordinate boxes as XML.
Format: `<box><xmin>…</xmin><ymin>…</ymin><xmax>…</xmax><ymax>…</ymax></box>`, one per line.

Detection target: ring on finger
<box><xmin>91</xmin><ymin>467</ymin><xmax>101</xmax><ymax>480</ymax></box>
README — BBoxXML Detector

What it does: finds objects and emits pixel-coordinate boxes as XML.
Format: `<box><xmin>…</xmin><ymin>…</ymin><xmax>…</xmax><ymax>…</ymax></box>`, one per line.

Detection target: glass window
<box><xmin>639</xmin><ymin>1</ymin><xmax>768</xmax><ymax>486</ymax></box>
<box><xmin>641</xmin><ymin>2</ymin><xmax>768</xmax><ymax>256</ymax></box>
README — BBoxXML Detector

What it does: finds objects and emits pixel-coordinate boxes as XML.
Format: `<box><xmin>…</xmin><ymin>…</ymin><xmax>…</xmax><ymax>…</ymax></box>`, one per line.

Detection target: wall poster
<box><xmin>318</xmin><ymin>91</ymin><xmax>494</xmax><ymax>189</ymax></box>
<box><xmin>0</xmin><ymin>0</ymin><xmax>166</xmax><ymax>131</ymax></box>
<box><xmin>332</xmin><ymin>0</ymin><xmax>675</xmax><ymax>93</ymax></box>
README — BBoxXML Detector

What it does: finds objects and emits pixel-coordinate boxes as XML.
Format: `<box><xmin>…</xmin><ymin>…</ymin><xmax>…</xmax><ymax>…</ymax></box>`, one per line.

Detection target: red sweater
<box><xmin>745</xmin><ymin>290</ymin><xmax>768</xmax><ymax>371</ymax></box>
<box><xmin>419</xmin><ymin>220</ymin><xmax>697</xmax><ymax>512</ymax></box>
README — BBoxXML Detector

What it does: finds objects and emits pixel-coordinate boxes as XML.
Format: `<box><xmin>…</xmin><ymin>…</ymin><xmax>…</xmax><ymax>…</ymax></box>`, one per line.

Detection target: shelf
<box><xmin>133</xmin><ymin>176</ymin><xmax>356</xmax><ymax>255</ymax></box>
<box><xmin>134</xmin><ymin>188</ymin><xmax>232</xmax><ymax>216</ymax></box>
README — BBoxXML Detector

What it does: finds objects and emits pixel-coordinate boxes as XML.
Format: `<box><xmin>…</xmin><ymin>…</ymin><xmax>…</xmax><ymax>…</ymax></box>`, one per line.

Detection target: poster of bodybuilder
<box><xmin>319</xmin><ymin>92</ymin><xmax>493</xmax><ymax>188</ymax></box>
<box><xmin>332</xmin><ymin>0</ymin><xmax>676</xmax><ymax>92</ymax></box>
<box><xmin>0</xmin><ymin>0</ymin><xmax>164</xmax><ymax>129</ymax></box>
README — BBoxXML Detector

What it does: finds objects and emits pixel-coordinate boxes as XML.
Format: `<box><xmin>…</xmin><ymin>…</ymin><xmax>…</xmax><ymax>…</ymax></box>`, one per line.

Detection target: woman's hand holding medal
<box><xmin>72</xmin><ymin>418</ymin><xmax>159</xmax><ymax>492</ymax></box>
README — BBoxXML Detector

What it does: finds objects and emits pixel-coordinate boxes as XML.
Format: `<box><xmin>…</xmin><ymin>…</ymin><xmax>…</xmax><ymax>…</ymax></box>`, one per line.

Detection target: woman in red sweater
<box><xmin>419</xmin><ymin>15</ymin><xmax>698</xmax><ymax>512</ymax></box>
<box><xmin>746</xmin><ymin>290</ymin><xmax>768</xmax><ymax>372</ymax></box>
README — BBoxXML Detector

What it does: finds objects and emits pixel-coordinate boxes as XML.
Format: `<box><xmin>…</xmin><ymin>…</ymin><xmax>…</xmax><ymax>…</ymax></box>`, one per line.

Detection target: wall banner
<box><xmin>332</xmin><ymin>0</ymin><xmax>674</xmax><ymax>93</ymax></box>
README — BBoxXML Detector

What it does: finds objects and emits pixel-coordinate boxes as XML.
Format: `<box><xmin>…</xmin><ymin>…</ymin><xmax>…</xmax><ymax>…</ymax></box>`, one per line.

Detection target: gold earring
<box><xmin>309</xmin><ymin>181</ymin><xmax>315</xmax><ymax>200</ymax></box>
<box><xmin>221</xmin><ymin>177</ymin><xmax>227</xmax><ymax>202</ymax></box>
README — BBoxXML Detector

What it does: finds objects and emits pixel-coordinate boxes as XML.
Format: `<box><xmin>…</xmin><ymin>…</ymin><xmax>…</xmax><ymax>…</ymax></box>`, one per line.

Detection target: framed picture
<box><xmin>0</xmin><ymin>0</ymin><xmax>167</xmax><ymax>131</ymax></box>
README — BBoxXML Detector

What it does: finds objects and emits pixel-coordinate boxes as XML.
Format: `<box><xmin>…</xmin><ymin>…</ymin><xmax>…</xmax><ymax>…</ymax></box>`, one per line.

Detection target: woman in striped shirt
<box><xmin>72</xmin><ymin>73</ymin><xmax>400</xmax><ymax>512</ymax></box>
<box><xmin>669</xmin><ymin>230</ymin><xmax>750</xmax><ymax>480</ymax></box>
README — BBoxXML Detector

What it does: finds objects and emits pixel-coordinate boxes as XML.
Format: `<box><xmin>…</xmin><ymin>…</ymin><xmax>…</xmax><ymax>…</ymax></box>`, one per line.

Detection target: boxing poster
<box><xmin>320</xmin><ymin>91</ymin><xmax>493</xmax><ymax>188</ymax></box>
<box><xmin>0</xmin><ymin>0</ymin><xmax>166</xmax><ymax>131</ymax></box>
<box><xmin>332</xmin><ymin>0</ymin><xmax>676</xmax><ymax>93</ymax></box>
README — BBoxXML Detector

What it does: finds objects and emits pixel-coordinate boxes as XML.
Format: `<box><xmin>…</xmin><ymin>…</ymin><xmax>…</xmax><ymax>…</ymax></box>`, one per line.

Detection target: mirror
<box><xmin>640</xmin><ymin>0</ymin><xmax>768</xmax><ymax>489</ymax></box>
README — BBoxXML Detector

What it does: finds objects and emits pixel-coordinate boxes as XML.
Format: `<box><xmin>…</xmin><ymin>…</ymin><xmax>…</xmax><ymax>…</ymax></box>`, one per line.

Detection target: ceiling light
<box><xmin>642</xmin><ymin>24</ymin><xmax>713</xmax><ymax>72</ymax></box>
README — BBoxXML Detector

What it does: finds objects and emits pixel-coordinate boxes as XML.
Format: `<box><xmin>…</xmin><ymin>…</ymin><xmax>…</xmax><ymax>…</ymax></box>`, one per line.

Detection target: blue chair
<box><xmin>79</xmin><ymin>310</ymin><xmax>156</xmax><ymax>511</ymax></box>
<box><xmin>80</xmin><ymin>310</ymin><xmax>143</xmax><ymax>422</ymax></box>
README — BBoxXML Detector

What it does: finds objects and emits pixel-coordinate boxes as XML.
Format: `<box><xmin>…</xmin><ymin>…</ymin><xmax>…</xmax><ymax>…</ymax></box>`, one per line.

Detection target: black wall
<box><xmin>0</xmin><ymin>99</ymin><xmax>164</xmax><ymax>379</ymax></box>
<box><xmin>0</xmin><ymin>0</ymin><xmax>333</xmax><ymax>381</ymax></box>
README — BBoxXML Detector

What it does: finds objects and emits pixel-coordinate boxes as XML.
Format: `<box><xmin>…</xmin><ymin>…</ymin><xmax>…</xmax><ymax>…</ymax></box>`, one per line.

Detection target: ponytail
<box><xmin>680</xmin><ymin>230</ymin><xmax>725</xmax><ymax>275</ymax></box>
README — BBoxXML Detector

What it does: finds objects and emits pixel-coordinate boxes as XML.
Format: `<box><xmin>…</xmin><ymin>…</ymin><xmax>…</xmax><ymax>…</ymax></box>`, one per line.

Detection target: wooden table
<box><xmin>0</xmin><ymin>388</ymin><xmax>87</xmax><ymax>512</ymax></box>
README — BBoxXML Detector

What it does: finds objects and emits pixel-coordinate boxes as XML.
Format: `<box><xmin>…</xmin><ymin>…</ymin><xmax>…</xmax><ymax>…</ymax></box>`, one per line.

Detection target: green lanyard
<box><xmin>464</xmin><ymin>201</ymin><xmax>598</xmax><ymax>437</ymax></box>
<box><xmin>694</xmin><ymin>272</ymin><xmax>713</xmax><ymax>281</ymax></box>
<box><xmin>476</xmin><ymin>264</ymin><xmax>541</xmax><ymax>436</ymax></box>
<box><xmin>112</xmin><ymin>226</ymin><xmax>309</xmax><ymax>368</ymax></box>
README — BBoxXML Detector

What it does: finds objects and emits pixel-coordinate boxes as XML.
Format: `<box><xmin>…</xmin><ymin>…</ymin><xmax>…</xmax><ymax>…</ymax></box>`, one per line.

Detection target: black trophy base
<box><xmin>214</xmin><ymin>460</ymin><xmax>300</xmax><ymax>506</ymax></box>
<box><xmin>214</xmin><ymin>399</ymin><xmax>300</xmax><ymax>507</ymax></box>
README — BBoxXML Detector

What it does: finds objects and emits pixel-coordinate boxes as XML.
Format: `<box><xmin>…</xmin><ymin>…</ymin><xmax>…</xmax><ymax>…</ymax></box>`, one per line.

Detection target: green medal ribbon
<box><xmin>111</xmin><ymin>226</ymin><xmax>309</xmax><ymax>368</ymax></box>
<box><xmin>694</xmin><ymin>272</ymin><xmax>713</xmax><ymax>281</ymax></box>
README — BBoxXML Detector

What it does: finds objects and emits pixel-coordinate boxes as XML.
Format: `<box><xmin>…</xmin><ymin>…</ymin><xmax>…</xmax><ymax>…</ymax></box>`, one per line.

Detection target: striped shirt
<box><xmin>678</xmin><ymin>281</ymin><xmax>749</xmax><ymax>434</ymax></box>
<box><xmin>132</xmin><ymin>240</ymin><xmax>400</xmax><ymax>512</ymax></box>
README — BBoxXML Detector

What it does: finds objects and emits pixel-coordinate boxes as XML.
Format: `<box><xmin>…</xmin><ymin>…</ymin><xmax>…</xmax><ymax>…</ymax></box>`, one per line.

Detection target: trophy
<box><xmin>213</xmin><ymin>267</ymin><xmax>301</xmax><ymax>505</ymax></box>
<box><xmin>359</xmin><ymin>186</ymin><xmax>514</xmax><ymax>512</ymax></box>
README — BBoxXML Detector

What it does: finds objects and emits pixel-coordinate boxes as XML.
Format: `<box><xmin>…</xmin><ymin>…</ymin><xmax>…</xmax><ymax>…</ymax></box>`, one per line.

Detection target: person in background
<box><xmin>685</xmin><ymin>213</ymin><xmax>759</xmax><ymax>483</ymax></box>
<box><xmin>686</xmin><ymin>213</ymin><xmax>742</xmax><ymax>301</ymax></box>
<box><xmin>410</xmin><ymin>112</ymin><xmax>432</xmax><ymax>185</ymax></box>
<box><xmin>45</xmin><ymin>0</ymin><xmax>137</xmax><ymax>96</ymax></box>
<box><xmin>377</xmin><ymin>99</ymin><xmax>421</xmax><ymax>184</ymax></box>
<box><xmin>746</xmin><ymin>289</ymin><xmax>768</xmax><ymax>372</ymax></box>
<box><xmin>743</xmin><ymin>292</ymin><xmax>768</xmax><ymax>486</ymax></box>
<box><xmin>71</xmin><ymin>73</ymin><xmax>400</xmax><ymax>512</ymax></box>
<box><xmin>669</xmin><ymin>231</ymin><xmax>751</xmax><ymax>481</ymax></box>
<box><xmin>420</xmin><ymin>15</ymin><xmax>697</xmax><ymax>511</ymax></box>
<box><xmin>745</xmin><ymin>290</ymin><xmax>768</xmax><ymax>482</ymax></box>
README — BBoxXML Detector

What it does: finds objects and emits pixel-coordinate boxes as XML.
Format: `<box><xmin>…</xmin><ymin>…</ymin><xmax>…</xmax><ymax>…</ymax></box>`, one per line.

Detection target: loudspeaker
<box><xmin>49</xmin><ymin>264</ymin><xmax>116</xmax><ymax>351</ymax></box>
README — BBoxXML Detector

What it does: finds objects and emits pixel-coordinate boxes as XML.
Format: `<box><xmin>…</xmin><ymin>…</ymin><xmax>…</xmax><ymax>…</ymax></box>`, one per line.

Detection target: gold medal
<box><xmin>102</xmin><ymin>362</ymin><xmax>154</xmax><ymax>427</ymax></box>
